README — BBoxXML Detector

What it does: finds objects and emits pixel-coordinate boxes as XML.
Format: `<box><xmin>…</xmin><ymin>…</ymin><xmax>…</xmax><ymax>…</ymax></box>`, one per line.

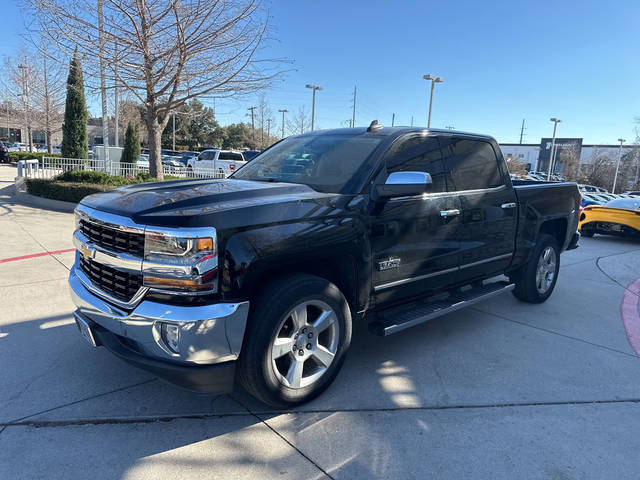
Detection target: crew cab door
<box><xmin>438</xmin><ymin>137</ymin><xmax>517</xmax><ymax>281</ymax></box>
<box><xmin>371</xmin><ymin>134</ymin><xmax>462</xmax><ymax>306</ymax></box>
<box><xmin>195</xmin><ymin>150</ymin><xmax>213</xmax><ymax>172</ymax></box>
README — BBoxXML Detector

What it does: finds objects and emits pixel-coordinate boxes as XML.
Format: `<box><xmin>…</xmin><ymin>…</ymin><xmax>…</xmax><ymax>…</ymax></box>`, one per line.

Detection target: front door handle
<box><xmin>440</xmin><ymin>209</ymin><xmax>460</xmax><ymax>217</ymax></box>
<box><xmin>501</xmin><ymin>203</ymin><xmax>516</xmax><ymax>209</ymax></box>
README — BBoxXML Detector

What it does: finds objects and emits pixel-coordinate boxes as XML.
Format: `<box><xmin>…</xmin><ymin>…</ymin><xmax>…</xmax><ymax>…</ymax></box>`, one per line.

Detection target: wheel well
<box><xmin>538</xmin><ymin>218</ymin><xmax>567</xmax><ymax>248</ymax></box>
<box><xmin>243</xmin><ymin>256</ymin><xmax>359</xmax><ymax>312</ymax></box>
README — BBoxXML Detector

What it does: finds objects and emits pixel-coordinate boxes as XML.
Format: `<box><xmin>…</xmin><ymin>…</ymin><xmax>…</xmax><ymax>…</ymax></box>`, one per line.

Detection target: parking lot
<box><xmin>1</xmin><ymin>163</ymin><xmax>640</xmax><ymax>479</ymax></box>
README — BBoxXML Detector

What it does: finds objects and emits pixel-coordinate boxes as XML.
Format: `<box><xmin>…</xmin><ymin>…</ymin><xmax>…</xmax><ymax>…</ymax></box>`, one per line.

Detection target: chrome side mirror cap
<box><xmin>385</xmin><ymin>171</ymin><xmax>433</xmax><ymax>186</ymax></box>
<box><xmin>375</xmin><ymin>171</ymin><xmax>433</xmax><ymax>199</ymax></box>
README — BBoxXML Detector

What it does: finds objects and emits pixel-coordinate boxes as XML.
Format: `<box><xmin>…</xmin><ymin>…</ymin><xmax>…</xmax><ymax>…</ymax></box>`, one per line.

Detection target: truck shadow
<box><xmin>0</xmin><ymin>306</ymin><xmax>503</xmax><ymax>478</ymax></box>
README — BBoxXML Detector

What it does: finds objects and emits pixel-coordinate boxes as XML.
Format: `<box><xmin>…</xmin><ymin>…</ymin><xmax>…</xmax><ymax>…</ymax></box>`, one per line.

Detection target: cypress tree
<box><xmin>61</xmin><ymin>48</ymin><xmax>88</xmax><ymax>159</ymax></box>
<box><xmin>121</xmin><ymin>122</ymin><xmax>140</xmax><ymax>164</ymax></box>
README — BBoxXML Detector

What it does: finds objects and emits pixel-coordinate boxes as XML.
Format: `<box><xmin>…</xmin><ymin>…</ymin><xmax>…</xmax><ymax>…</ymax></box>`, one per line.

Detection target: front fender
<box><xmin>220</xmin><ymin>216</ymin><xmax>371</xmax><ymax>312</ymax></box>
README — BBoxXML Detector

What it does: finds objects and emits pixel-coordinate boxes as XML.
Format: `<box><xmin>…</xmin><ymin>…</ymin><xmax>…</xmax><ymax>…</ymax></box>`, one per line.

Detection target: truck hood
<box><xmin>80</xmin><ymin>178</ymin><xmax>344</xmax><ymax>228</ymax></box>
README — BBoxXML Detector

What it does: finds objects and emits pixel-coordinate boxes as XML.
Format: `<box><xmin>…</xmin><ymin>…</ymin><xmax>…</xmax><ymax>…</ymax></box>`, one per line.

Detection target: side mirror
<box><xmin>375</xmin><ymin>171</ymin><xmax>433</xmax><ymax>199</ymax></box>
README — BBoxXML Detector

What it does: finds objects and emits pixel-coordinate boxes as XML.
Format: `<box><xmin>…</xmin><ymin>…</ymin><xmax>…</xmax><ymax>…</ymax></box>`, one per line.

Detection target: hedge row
<box><xmin>55</xmin><ymin>169</ymin><xmax>156</xmax><ymax>186</ymax></box>
<box><xmin>9</xmin><ymin>151</ymin><xmax>62</xmax><ymax>163</ymax></box>
<box><xmin>26</xmin><ymin>179</ymin><xmax>111</xmax><ymax>203</ymax></box>
<box><xmin>26</xmin><ymin>170</ymin><xmax>179</xmax><ymax>203</ymax></box>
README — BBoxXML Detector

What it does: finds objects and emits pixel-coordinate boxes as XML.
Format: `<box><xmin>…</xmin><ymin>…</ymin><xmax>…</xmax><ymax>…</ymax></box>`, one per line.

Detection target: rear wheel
<box><xmin>511</xmin><ymin>233</ymin><xmax>560</xmax><ymax>303</ymax></box>
<box><xmin>580</xmin><ymin>228</ymin><xmax>594</xmax><ymax>238</ymax></box>
<box><xmin>238</xmin><ymin>274</ymin><xmax>352</xmax><ymax>408</ymax></box>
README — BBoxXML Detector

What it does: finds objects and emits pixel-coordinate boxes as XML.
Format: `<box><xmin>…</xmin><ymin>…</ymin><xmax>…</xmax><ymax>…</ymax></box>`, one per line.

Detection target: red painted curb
<box><xmin>0</xmin><ymin>248</ymin><xmax>76</xmax><ymax>264</ymax></box>
<box><xmin>620</xmin><ymin>279</ymin><xmax>640</xmax><ymax>356</ymax></box>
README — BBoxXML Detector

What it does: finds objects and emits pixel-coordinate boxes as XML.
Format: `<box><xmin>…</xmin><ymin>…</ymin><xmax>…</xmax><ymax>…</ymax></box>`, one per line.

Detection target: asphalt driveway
<box><xmin>2</xmin><ymin>165</ymin><xmax>640</xmax><ymax>479</ymax></box>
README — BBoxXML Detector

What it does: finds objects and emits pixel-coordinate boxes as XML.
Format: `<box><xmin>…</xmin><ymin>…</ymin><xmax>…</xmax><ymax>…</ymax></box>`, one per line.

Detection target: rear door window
<box><xmin>440</xmin><ymin>138</ymin><xmax>503</xmax><ymax>191</ymax></box>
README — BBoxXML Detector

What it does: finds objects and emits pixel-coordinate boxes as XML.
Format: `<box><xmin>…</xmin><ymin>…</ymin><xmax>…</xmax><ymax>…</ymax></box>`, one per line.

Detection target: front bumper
<box><xmin>69</xmin><ymin>266</ymin><xmax>249</xmax><ymax>393</ymax></box>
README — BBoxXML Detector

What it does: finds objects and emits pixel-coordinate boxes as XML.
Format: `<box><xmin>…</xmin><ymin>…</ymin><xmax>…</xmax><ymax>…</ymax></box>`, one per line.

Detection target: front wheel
<box><xmin>238</xmin><ymin>274</ymin><xmax>352</xmax><ymax>408</ymax></box>
<box><xmin>511</xmin><ymin>233</ymin><xmax>560</xmax><ymax>303</ymax></box>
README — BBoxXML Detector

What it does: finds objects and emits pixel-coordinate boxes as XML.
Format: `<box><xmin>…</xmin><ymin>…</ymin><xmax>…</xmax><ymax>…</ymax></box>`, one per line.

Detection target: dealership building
<box><xmin>499</xmin><ymin>138</ymin><xmax>639</xmax><ymax>175</ymax></box>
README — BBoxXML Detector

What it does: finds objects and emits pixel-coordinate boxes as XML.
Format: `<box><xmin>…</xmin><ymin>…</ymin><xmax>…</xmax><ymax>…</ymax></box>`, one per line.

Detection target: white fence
<box><xmin>18</xmin><ymin>157</ymin><xmax>226</xmax><ymax>180</ymax></box>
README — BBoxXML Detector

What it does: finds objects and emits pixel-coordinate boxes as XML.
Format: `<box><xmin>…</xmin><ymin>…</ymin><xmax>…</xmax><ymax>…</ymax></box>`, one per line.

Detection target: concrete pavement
<box><xmin>2</xmin><ymin>164</ymin><xmax>640</xmax><ymax>479</ymax></box>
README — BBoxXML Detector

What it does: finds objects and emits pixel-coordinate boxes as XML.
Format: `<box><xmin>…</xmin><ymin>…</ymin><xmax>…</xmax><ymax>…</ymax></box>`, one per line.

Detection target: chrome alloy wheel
<box><xmin>270</xmin><ymin>300</ymin><xmax>340</xmax><ymax>389</ymax></box>
<box><xmin>535</xmin><ymin>246</ymin><xmax>557</xmax><ymax>294</ymax></box>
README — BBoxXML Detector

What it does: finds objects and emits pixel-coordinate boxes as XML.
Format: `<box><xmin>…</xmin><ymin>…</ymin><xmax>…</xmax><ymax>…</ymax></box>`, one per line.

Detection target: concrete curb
<box><xmin>13</xmin><ymin>190</ymin><xmax>77</xmax><ymax>213</ymax></box>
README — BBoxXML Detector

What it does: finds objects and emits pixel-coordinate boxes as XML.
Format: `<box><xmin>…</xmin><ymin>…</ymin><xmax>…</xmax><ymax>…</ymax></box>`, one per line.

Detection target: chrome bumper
<box><xmin>69</xmin><ymin>266</ymin><xmax>249</xmax><ymax>366</ymax></box>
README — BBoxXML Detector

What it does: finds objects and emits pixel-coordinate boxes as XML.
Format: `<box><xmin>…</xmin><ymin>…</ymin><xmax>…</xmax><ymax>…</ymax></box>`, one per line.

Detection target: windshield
<box><xmin>605</xmin><ymin>198</ymin><xmax>640</xmax><ymax>210</ymax></box>
<box><xmin>232</xmin><ymin>134</ymin><xmax>383</xmax><ymax>193</ymax></box>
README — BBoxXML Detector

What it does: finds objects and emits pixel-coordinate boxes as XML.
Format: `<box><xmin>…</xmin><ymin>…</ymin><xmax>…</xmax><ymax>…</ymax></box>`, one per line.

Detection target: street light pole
<box><xmin>305</xmin><ymin>84</ymin><xmax>323</xmax><ymax>131</ymax></box>
<box><xmin>423</xmin><ymin>74</ymin><xmax>443</xmax><ymax>128</ymax></box>
<box><xmin>547</xmin><ymin>118</ymin><xmax>562</xmax><ymax>181</ymax></box>
<box><xmin>278</xmin><ymin>109</ymin><xmax>288</xmax><ymax>138</ymax></box>
<box><xmin>612</xmin><ymin>138</ymin><xmax>626</xmax><ymax>194</ymax></box>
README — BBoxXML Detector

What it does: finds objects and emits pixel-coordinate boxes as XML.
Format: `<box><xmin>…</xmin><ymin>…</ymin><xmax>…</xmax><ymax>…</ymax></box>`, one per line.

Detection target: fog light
<box><xmin>161</xmin><ymin>323</ymin><xmax>180</xmax><ymax>353</ymax></box>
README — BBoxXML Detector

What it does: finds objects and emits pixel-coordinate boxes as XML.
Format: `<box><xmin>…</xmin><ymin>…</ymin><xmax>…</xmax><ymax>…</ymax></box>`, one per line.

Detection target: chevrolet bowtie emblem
<box><xmin>79</xmin><ymin>244</ymin><xmax>94</xmax><ymax>259</ymax></box>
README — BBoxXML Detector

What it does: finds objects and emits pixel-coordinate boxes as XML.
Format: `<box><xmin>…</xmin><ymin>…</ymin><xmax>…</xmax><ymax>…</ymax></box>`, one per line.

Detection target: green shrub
<box><xmin>9</xmin><ymin>151</ymin><xmax>62</xmax><ymax>163</ymax></box>
<box><xmin>55</xmin><ymin>170</ymin><xmax>131</xmax><ymax>186</ymax></box>
<box><xmin>54</xmin><ymin>169</ymin><xmax>172</xmax><ymax>186</ymax></box>
<box><xmin>122</xmin><ymin>122</ymin><xmax>141</xmax><ymax>164</ymax></box>
<box><xmin>27</xmin><ymin>170</ymin><xmax>184</xmax><ymax>203</ymax></box>
<box><xmin>26</xmin><ymin>179</ymin><xmax>112</xmax><ymax>203</ymax></box>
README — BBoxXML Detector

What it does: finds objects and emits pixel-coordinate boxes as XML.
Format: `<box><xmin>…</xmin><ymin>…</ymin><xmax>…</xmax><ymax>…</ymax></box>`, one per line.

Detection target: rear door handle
<box><xmin>501</xmin><ymin>203</ymin><xmax>516</xmax><ymax>209</ymax></box>
<box><xmin>440</xmin><ymin>209</ymin><xmax>460</xmax><ymax>217</ymax></box>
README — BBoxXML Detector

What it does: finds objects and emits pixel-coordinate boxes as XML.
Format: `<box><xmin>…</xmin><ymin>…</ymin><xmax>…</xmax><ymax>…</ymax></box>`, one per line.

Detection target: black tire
<box><xmin>580</xmin><ymin>228</ymin><xmax>594</xmax><ymax>238</ymax></box>
<box><xmin>511</xmin><ymin>233</ymin><xmax>560</xmax><ymax>303</ymax></box>
<box><xmin>237</xmin><ymin>274</ymin><xmax>352</xmax><ymax>408</ymax></box>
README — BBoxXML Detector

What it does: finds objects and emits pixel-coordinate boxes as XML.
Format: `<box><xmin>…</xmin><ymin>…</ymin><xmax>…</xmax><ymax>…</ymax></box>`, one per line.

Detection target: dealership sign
<box><xmin>538</xmin><ymin>138</ymin><xmax>583</xmax><ymax>173</ymax></box>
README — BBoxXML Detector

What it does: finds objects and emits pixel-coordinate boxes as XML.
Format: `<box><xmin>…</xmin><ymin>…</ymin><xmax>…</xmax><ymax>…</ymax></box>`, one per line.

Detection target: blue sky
<box><xmin>3</xmin><ymin>0</ymin><xmax>639</xmax><ymax>144</ymax></box>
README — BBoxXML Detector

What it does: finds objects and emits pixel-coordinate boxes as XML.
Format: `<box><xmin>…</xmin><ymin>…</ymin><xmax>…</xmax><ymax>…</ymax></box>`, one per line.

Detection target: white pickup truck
<box><xmin>186</xmin><ymin>149</ymin><xmax>246</xmax><ymax>177</ymax></box>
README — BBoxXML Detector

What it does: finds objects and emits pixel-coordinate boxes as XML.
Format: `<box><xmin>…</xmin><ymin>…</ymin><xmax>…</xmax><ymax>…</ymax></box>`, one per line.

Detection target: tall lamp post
<box><xmin>612</xmin><ymin>138</ymin><xmax>626</xmax><ymax>194</ymax></box>
<box><xmin>423</xmin><ymin>74</ymin><xmax>443</xmax><ymax>128</ymax></box>
<box><xmin>278</xmin><ymin>109</ymin><xmax>288</xmax><ymax>138</ymax></box>
<box><xmin>305</xmin><ymin>84</ymin><xmax>322</xmax><ymax>131</ymax></box>
<box><xmin>547</xmin><ymin>117</ymin><xmax>562</xmax><ymax>181</ymax></box>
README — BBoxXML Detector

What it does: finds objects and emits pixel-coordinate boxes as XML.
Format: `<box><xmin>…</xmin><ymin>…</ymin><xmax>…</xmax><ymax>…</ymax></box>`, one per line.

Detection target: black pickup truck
<box><xmin>69</xmin><ymin>125</ymin><xmax>580</xmax><ymax>407</ymax></box>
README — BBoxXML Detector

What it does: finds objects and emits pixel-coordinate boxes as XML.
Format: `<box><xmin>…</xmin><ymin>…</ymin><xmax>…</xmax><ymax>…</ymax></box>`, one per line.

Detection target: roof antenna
<box><xmin>367</xmin><ymin>120</ymin><xmax>383</xmax><ymax>132</ymax></box>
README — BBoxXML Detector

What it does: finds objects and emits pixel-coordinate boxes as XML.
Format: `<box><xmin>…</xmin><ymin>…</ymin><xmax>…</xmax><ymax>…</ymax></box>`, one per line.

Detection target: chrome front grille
<box><xmin>79</xmin><ymin>219</ymin><xmax>145</xmax><ymax>256</ymax></box>
<box><xmin>80</xmin><ymin>255</ymin><xmax>143</xmax><ymax>302</ymax></box>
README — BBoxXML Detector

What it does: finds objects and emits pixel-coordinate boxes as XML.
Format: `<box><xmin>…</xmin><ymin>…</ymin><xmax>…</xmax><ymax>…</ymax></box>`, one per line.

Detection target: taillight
<box><xmin>229</xmin><ymin>164</ymin><xmax>236</xmax><ymax>171</ymax></box>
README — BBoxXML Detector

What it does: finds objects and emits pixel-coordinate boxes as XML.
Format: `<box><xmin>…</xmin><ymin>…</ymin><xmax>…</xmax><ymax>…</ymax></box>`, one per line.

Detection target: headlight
<box><xmin>143</xmin><ymin>227</ymin><xmax>218</xmax><ymax>294</ymax></box>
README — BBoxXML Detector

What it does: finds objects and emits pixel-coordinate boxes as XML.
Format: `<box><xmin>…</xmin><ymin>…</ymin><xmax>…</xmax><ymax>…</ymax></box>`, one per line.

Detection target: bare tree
<box><xmin>582</xmin><ymin>148</ymin><xmax>615</xmax><ymax>189</ymax></box>
<box><xmin>504</xmin><ymin>154</ymin><xmax>527</xmax><ymax>177</ymax></box>
<box><xmin>255</xmin><ymin>94</ymin><xmax>273</xmax><ymax>149</ymax></box>
<box><xmin>287</xmin><ymin>106</ymin><xmax>311</xmax><ymax>135</ymax></box>
<box><xmin>558</xmin><ymin>145</ymin><xmax>580</xmax><ymax>181</ymax></box>
<box><xmin>2</xmin><ymin>47</ymin><xmax>64</xmax><ymax>152</ymax></box>
<box><xmin>29</xmin><ymin>0</ymin><xmax>274</xmax><ymax>178</ymax></box>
